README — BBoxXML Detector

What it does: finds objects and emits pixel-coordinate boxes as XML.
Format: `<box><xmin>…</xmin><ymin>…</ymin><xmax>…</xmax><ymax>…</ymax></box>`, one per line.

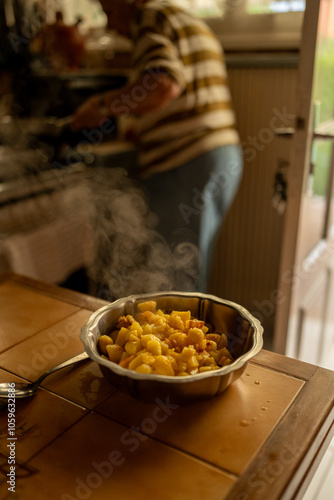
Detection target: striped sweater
<box><xmin>131</xmin><ymin>0</ymin><xmax>240</xmax><ymax>176</ymax></box>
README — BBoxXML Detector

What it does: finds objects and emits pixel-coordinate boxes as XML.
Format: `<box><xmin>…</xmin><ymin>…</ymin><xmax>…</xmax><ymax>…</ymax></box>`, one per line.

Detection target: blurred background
<box><xmin>0</xmin><ymin>0</ymin><xmax>333</xmax><ymax>361</ymax></box>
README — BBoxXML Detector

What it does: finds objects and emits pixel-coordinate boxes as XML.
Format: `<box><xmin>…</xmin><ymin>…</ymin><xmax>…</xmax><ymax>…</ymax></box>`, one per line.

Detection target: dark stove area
<box><xmin>0</xmin><ymin>0</ymin><xmax>137</xmax><ymax>295</ymax></box>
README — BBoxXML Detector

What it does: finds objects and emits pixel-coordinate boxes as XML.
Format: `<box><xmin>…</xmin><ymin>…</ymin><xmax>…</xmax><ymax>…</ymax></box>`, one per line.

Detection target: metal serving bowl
<box><xmin>80</xmin><ymin>292</ymin><xmax>263</xmax><ymax>403</ymax></box>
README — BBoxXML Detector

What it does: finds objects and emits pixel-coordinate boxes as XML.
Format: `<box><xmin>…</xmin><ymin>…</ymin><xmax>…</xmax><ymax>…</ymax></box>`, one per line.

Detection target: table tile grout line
<box><xmin>38</xmin><ymin>383</ymin><xmax>119</xmax><ymax>411</ymax></box>
<box><xmin>0</xmin><ymin>411</ymin><xmax>90</xmax><ymax>470</ymax></box>
<box><xmin>0</xmin><ymin>308</ymin><xmax>83</xmax><ymax>356</ymax></box>
<box><xmin>90</xmin><ymin>405</ymin><xmax>249</xmax><ymax>480</ymax></box>
<box><xmin>3</xmin><ymin>406</ymin><xmax>240</xmax><ymax>484</ymax></box>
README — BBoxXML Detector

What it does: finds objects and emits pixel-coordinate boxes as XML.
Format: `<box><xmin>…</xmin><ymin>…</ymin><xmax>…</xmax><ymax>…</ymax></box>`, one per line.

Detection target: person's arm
<box><xmin>71</xmin><ymin>71</ymin><xmax>181</xmax><ymax>131</ymax></box>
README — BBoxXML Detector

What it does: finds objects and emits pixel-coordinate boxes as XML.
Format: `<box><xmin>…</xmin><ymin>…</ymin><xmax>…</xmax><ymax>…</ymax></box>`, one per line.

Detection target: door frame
<box><xmin>273</xmin><ymin>0</ymin><xmax>321</xmax><ymax>354</ymax></box>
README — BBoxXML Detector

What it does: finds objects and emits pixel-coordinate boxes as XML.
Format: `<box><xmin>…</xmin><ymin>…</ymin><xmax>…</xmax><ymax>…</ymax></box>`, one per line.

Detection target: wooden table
<box><xmin>0</xmin><ymin>273</ymin><xmax>333</xmax><ymax>500</ymax></box>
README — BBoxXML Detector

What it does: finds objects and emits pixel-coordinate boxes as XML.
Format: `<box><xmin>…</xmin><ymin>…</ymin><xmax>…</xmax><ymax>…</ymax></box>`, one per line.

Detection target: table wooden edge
<box><xmin>225</xmin><ymin>366</ymin><xmax>334</xmax><ymax>500</ymax></box>
<box><xmin>0</xmin><ymin>272</ymin><xmax>108</xmax><ymax>311</ymax></box>
<box><xmin>251</xmin><ymin>349</ymin><xmax>318</xmax><ymax>381</ymax></box>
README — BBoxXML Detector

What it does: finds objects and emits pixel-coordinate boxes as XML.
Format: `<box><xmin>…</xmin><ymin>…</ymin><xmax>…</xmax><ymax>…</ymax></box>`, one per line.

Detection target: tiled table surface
<box><xmin>0</xmin><ymin>273</ymin><xmax>333</xmax><ymax>500</ymax></box>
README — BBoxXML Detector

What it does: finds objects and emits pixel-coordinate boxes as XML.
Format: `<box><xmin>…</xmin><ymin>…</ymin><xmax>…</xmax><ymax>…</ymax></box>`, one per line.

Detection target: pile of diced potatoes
<box><xmin>98</xmin><ymin>300</ymin><xmax>234</xmax><ymax>376</ymax></box>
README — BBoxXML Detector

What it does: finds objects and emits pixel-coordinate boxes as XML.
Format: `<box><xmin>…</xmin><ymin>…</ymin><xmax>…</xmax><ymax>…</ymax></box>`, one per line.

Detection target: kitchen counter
<box><xmin>0</xmin><ymin>161</ymin><xmax>87</xmax><ymax>205</ymax></box>
<box><xmin>0</xmin><ymin>273</ymin><xmax>333</xmax><ymax>500</ymax></box>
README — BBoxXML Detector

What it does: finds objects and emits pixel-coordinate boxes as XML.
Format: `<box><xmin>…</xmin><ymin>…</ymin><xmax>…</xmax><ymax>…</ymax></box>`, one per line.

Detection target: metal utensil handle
<box><xmin>35</xmin><ymin>351</ymin><xmax>89</xmax><ymax>385</ymax></box>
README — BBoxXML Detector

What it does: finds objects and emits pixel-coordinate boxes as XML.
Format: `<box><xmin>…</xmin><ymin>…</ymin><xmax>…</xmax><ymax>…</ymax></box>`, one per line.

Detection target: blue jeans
<box><xmin>141</xmin><ymin>144</ymin><xmax>243</xmax><ymax>292</ymax></box>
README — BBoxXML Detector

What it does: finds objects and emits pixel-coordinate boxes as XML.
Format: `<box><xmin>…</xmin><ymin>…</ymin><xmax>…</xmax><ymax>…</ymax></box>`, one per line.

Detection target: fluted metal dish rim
<box><xmin>80</xmin><ymin>291</ymin><xmax>263</xmax><ymax>384</ymax></box>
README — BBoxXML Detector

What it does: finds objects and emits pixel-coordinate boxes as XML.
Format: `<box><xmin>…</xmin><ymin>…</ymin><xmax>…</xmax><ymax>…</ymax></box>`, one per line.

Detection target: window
<box><xmin>44</xmin><ymin>0</ymin><xmax>106</xmax><ymax>30</ymax></box>
<box><xmin>178</xmin><ymin>0</ymin><xmax>223</xmax><ymax>17</ymax></box>
<box><xmin>46</xmin><ymin>0</ymin><xmax>306</xmax><ymax>51</ymax></box>
<box><xmin>247</xmin><ymin>0</ymin><xmax>305</xmax><ymax>14</ymax></box>
<box><xmin>180</xmin><ymin>0</ymin><xmax>305</xmax><ymax>17</ymax></box>
<box><xmin>181</xmin><ymin>0</ymin><xmax>306</xmax><ymax>50</ymax></box>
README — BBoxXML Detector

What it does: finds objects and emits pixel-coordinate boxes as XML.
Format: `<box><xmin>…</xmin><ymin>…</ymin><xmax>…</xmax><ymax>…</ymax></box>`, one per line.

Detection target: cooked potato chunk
<box><xmin>188</xmin><ymin>328</ymin><xmax>205</xmax><ymax>344</ymax></box>
<box><xmin>137</xmin><ymin>301</ymin><xmax>157</xmax><ymax>312</ymax></box>
<box><xmin>98</xmin><ymin>335</ymin><xmax>114</xmax><ymax>356</ymax></box>
<box><xmin>106</xmin><ymin>344</ymin><xmax>123</xmax><ymax>363</ymax></box>
<box><xmin>146</xmin><ymin>339</ymin><xmax>162</xmax><ymax>356</ymax></box>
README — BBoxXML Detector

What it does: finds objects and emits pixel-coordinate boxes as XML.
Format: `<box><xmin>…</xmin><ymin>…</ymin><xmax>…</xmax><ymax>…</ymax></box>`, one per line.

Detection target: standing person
<box><xmin>72</xmin><ymin>0</ymin><xmax>243</xmax><ymax>292</ymax></box>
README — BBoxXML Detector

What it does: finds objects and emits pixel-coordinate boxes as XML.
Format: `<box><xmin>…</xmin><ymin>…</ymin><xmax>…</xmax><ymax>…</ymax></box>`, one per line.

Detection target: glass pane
<box><xmin>312</xmin><ymin>0</ymin><xmax>334</xmax><ymax>237</ymax></box>
<box><xmin>179</xmin><ymin>0</ymin><xmax>223</xmax><ymax>17</ymax></box>
<box><xmin>328</xmin><ymin>148</ymin><xmax>334</xmax><ymax>233</ymax></box>
<box><xmin>46</xmin><ymin>0</ymin><xmax>107</xmax><ymax>29</ymax></box>
<box><xmin>180</xmin><ymin>0</ymin><xmax>306</xmax><ymax>16</ymax></box>
<box><xmin>181</xmin><ymin>0</ymin><xmax>305</xmax><ymax>16</ymax></box>
<box><xmin>297</xmin><ymin>140</ymin><xmax>331</xmax><ymax>260</ymax></box>
<box><xmin>312</xmin><ymin>141</ymin><xmax>332</xmax><ymax>199</ymax></box>
<box><xmin>297</xmin><ymin>284</ymin><xmax>327</xmax><ymax>365</ymax></box>
<box><xmin>247</xmin><ymin>0</ymin><xmax>305</xmax><ymax>14</ymax></box>
<box><xmin>313</xmin><ymin>0</ymin><xmax>334</xmax><ymax>126</ymax></box>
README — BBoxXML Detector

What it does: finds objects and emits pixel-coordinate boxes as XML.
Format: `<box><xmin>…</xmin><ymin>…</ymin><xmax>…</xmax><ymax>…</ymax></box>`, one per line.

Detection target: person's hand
<box><xmin>71</xmin><ymin>94</ymin><xmax>109</xmax><ymax>131</ymax></box>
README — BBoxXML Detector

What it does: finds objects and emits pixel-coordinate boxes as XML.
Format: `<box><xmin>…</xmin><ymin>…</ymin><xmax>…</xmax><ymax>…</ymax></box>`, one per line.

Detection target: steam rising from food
<box><xmin>86</xmin><ymin>167</ymin><xmax>200</xmax><ymax>299</ymax></box>
<box><xmin>0</xmin><ymin>118</ymin><xmax>199</xmax><ymax>297</ymax></box>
